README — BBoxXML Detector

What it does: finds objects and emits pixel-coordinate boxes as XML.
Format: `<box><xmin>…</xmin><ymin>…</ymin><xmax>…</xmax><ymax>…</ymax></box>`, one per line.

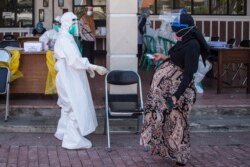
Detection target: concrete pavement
<box><xmin>0</xmin><ymin>132</ymin><xmax>250</xmax><ymax>167</ymax></box>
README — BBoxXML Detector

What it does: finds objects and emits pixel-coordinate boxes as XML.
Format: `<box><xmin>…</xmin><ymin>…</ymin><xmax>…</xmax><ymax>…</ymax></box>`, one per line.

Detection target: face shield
<box><xmin>159</xmin><ymin>9</ymin><xmax>195</xmax><ymax>38</ymax></box>
<box><xmin>68</xmin><ymin>19</ymin><xmax>80</xmax><ymax>36</ymax></box>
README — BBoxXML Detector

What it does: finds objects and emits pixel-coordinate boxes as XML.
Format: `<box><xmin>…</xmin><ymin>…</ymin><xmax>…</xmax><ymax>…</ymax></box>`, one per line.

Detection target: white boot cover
<box><xmin>62</xmin><ymin>113</ymin><xmax>92</xmax><ymax>149</ymax></box>
<box><xmin>54</xmin><ymin>111</ymin><xmax>69</xmax><ymax>140</ymax></box>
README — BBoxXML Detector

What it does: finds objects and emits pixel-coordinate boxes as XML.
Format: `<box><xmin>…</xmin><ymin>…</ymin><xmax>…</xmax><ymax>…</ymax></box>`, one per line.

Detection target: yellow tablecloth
<box><xmin>45</xmin><ymin>50</ymin><xmax>57</xmax><ymax>94</ymax></box>
<box><xmin>0</xmin><ymin>50</ymin><xmax>23</xmax><ymax>82</ymax></box>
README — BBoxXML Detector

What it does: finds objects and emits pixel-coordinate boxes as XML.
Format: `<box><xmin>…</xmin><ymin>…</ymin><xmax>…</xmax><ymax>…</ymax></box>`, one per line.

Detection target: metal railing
<box><xmin>149</xmin><ymin>15</ymin><xmax>250</xmax><ymax>45</ymax></box>
<box><xmin>0</xmin><ymin>27</ymin><xmax>33</xmax><ymax>37</ymax></box>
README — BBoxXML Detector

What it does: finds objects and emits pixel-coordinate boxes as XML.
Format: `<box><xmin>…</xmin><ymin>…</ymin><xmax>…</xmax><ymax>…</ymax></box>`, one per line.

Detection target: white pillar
<box><xmin>106</xmin><ymin>0</ymin><xmax>138</xmax><ymax>94</ymax></box>
<box><xmin>106</xmin><ymin>0</ymin><xmax>138</xmax><ymax>71</ymax></box>
<box><xmin>247</xmin><ymin>1</ymin><xmax>250</xmax><ymax>16</ymax></box>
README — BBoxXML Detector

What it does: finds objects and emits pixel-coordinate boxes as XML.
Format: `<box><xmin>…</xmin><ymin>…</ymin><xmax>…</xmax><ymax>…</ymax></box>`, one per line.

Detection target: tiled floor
<box><xmin>1</xmin><ymin>55</ymin><xmax>250</xmax><ymax>109</ymax></box>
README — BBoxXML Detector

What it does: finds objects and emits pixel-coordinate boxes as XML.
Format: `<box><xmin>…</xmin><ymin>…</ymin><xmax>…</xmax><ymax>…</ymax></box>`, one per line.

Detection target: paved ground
<box><xmin>1</xmin><ymin>56</ymin><xmax>250</xmax><ymax>167</ymax></box>
<box><xmin>0</xmin><ymin>132</ymin><xmax>250</xmax><ymax>167</ymax></box>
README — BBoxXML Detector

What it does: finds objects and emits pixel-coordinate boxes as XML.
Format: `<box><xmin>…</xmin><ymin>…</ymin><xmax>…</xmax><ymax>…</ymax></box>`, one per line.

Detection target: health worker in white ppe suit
<box><xmin>39</xmin><ymin>16</ymin><xmax>61</xmax><ymax>50</ymax></box>
<box><xmin>54</xmin><ymin>12</ymin><xmax>108</xmax><ymax>149</ymax></box>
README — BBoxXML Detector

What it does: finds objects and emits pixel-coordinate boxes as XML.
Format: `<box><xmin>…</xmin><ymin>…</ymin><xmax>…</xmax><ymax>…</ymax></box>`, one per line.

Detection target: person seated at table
<box><xmin>32</xmin><ymin>21</ymin><xmax>47</xmax><ymax>36</ymax></box>
<box><xmin>39</xmin><ymin>16</ymin><xmax>61</xmax><ymax>50</ymax></box>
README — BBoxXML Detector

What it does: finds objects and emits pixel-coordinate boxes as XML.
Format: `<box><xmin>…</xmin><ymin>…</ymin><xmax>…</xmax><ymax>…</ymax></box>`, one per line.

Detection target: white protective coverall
<box><xmin>39</xmin><ymin>16</ymin><xmax>61</xmax><ymax>50</ymax></box>
<box><xmin>54</xmin><ymin>12</ymin><xmax>107</xmax><ymax>149</ymax></box>
<box><xmin>39</xmin><ymin>29</ymin><xmax>58</xmax><ymax>50</ymax></box>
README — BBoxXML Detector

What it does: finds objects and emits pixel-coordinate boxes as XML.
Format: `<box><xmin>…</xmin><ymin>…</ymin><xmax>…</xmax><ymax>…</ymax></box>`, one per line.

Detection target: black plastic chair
<box><xmin>158</xmin><ymin>36</ymin><xmax>175</xmax><ymax>55</ymax></box>
<box><xmin>105</xmin><ymin>70</ymin><xmax>144</xmax><ymax>151</ymax></box>
<box><xmin>140</xmin><ymin>35</ymin><xmax>157</xmax><ymax>71</ymax></box>
<box><xmin>211</xmin><ymin>36</ymin><xmax>219</xmax><ymax>41</ymax></box>
<box><xmin>239</xmin><ymin>40</ymin><xmax>250</xmax><ymax>47</ymax></box>
<box><xmin>0</xmin><ymin>40</ymin><xmax>20</xmax><ymax>48</ymax></box>
<box><xmin>227</xmin><ymin>38</ymin><xmax>236</xmax><ymax>45</ymax></box>
<box><xmin>3</xmin><ymin>34</ymin><xmax>16</xmax><ymax>40</ymax></box>
<box><xmin>0</xmin><ymin>49</ymin><xmax>11</xmax><ymax>121</ymax></box>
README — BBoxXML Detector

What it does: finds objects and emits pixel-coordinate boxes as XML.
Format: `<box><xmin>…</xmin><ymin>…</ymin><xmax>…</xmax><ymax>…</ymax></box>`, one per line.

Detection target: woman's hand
<box><xmin>153</xmin><ymin>53</ymin><xmax>168</xmax><ymax>61</ymax></box>
<box><xmin>171</xmin><ymin>96</ymin><xmax>177</xmax><ymax>105</ymax></box>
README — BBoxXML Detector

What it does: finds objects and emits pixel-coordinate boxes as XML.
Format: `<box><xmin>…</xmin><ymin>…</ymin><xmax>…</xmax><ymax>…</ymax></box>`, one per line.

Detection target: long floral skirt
<box><xmin>140</xmin><ymin>61</ymin><xmax>196</xmax><ymax>164</ymax></box>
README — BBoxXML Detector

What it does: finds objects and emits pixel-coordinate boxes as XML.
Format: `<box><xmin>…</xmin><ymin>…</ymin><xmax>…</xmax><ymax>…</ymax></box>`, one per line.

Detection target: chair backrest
<box><xmin>240</xmin><ymin>40</ymin><xmax>250</xmax><ymax>47</ymax></box>
<box><xmin>144</xmin><ymin>35</ymin><xmax>156</xmax><ymax>54</ymax></box>
<box><xmin>227</xmin><ymin>38</ymin><xmax>236</xmax><ymax>45</ymax></box>
<box><xmin>3</xmin><ymin>34</ymin><xmax>15</xmax><ymax>40</ymax></box>
<box><xmin>0</xmin><ymin>49</ymin><xmax>11</xmax><ymax>63</ymax></box>
<box><xmin>105</xmin><ymin>70</ymin><xmax>143</xmax><ymax>111</ymax></box>
<box><xmin>0</xmin><ymin>40</ymin><xmax>20</xmax><ymax>48</ymax></box>
<box><xmin>0</xmin><ymin>67</ymin><xmax>9</xmax><ymax>94</ymax></box>
<box><xmin>158</xmin><ymin>36</ymin><xmax>175</xmax><ymax>55</ymax></box>
<box><xmin>211</xmin><ymin>36</ymin><xmax>219</xmax><ymax>41</ymax></box>
<box><xmin>107</xmin><ymin>70</ymin><xmax>139</xmax><ymax>85</ymax></box>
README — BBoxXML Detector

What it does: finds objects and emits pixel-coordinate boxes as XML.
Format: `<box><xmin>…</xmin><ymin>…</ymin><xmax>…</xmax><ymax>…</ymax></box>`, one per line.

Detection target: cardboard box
<box><xmin>24</xmin><ymin>41</ymin><xmax>43</xmax><ymax>52</ymax></box>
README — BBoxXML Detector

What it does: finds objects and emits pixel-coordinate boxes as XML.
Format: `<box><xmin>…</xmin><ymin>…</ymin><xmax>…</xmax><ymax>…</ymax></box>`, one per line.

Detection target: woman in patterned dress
<box><xmin>140</xmin><ymin>13</ymin><xmax>210</xmax><ymax>167</ymax></box>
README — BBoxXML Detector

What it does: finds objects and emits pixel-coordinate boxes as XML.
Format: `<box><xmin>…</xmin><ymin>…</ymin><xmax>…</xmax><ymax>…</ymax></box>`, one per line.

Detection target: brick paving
<box><xmin>0</xmin><ymin>132</ymin><xmax>250</xmax><ymax>167</ymax></box>
<box><xmin>1</xmin><ymin>56</ymin><xmax>250</xmax><ymax>167</ymax></box>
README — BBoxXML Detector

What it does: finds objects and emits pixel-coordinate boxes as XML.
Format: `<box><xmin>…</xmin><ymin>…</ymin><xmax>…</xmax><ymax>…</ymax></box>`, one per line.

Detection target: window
<box><xmin>193</xmin><ymin>0</ymin><xmax>209</xmax><ymax>14</ymax></box>
<box><xmin>73</xmin><ymin>0</ymin><xmax>106</xmax><ymax>20</ymax></box>
<box><xmin>153</xmin><ymin>0</ymin><xmax>246</xmax><ymax>15</ymax></box>
<box><xmin>93</xmin><ymin>0</ymin><xmax>105</xmax><ymax>6</ymax></box>
<box><xmin>73</xmin><ymin>0</ymin><xmax>246</xmax><ymax>16</ymax></box>
<box><xmin>74</xmin><ymin>0</ymin><xmax>86</xmax><ymax>6</ymax></box>
<box><xmin>211</xmin><ymin>0</ymin><xmax>227</xmax><ymax>14</ymax></box>
<box><xmin>174</xmin><ymin>0</ymin><xmax>191</xmax><ymax>11</ymax></box>
<box><xmin>156</xmin><ymin>0</ymin><xmax>172</xmax><ymax>13</ymax></box>
<box><xmin>0</xmin><ymin>0</ymin><xmax>34</xmax><ymax>27</ymax></box>
<box><xmin>229</xmin><ymin>0</ymin><xmax>245</xmax><ymax>15</ymax></box>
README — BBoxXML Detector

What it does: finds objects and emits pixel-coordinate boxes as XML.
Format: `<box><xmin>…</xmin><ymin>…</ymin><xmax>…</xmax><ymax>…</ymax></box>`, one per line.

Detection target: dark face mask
<box><xmin>173</xmin><ymin>26</ymin><xmax>195</xmax><ymax>38</ymax></box>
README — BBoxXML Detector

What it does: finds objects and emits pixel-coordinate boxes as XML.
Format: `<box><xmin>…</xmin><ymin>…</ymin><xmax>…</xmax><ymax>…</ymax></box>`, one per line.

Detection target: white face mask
<box><xmin>87</xmin><ymin>11</ymin><xmax>93</xmax><ymax>16</ymax></box>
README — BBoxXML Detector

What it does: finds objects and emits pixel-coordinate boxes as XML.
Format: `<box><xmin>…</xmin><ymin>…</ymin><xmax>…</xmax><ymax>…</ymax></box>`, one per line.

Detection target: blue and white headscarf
<box><xmin>36</xmin><ymin>22</ymin><xmax>45</xmax><ymax>33</ymax></box>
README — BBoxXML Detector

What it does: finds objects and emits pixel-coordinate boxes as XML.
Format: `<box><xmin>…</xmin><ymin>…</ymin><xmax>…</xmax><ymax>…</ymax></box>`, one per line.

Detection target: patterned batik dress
<box><xmin>140</xmin><ymin>60</ymin><xmax>196</xmax><ymax>164</ymax></box>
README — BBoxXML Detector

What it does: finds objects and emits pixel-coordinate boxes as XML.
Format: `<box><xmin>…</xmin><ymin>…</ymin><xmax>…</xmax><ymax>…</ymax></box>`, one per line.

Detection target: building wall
<box><xmin>34</xmin><ymin>0</ymin><xmax>73</xmax><ymax>29</ymax></box>
<box><xmin>248</xmin><ymin>0</ymin><xmax>250</xmax><ymax>15</ymax></box>
<box><xmin>150</xmin><ymin>15</ymin><xmax>250</xmax><ymax>45</ymax></box>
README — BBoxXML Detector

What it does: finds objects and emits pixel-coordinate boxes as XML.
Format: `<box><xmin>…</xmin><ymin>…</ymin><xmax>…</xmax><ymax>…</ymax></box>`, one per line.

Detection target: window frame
<box><xmin>72</xmin><ymin>0</ymin><xmax>246</xmax><ymax>16</ymax></box>
<box><xmin>0</xmin><ymin>0</ymin><xmax>34</xmax><ymax>28</ymax></box>
<box><xmin>72</xmin><ymin>0</ymin><xmax>106</xmax><ymax>20</ymax></box>
<box><xmin>154</xmin><ymin>0</ymin><xmax>246</xmax><ymax>15</ymax></box>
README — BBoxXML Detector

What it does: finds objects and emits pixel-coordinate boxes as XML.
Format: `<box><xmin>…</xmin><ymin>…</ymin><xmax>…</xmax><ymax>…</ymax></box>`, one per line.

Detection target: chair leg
<box><xmin>140</xmin><ymin>55</ymin><xmax>147</xmax><ymax>70</ymax></box>
<box><xmin>146</xmin><ymin>59</ymin><xmax>152</xmax><ymax>71</ymax></box>
<box><xmin>138</xmin><ymin>50</ymin><xmax>146</xmax><ymax>67</ymax></box>
<box><xmin>104</xmin><ymin>114</ymin><xmax>107</xmax><ymax>135</ymax></box>
<box><xmin>5</xmin><ymin>83</ymin><xmax>10</xmax><ymax>122</ymax></box>
<box><xmin>106</xmin><ymin>113</ymin><xmax>111</xmax><ymax>152</ymax></box>
<box><xmin>242</xmin><ymin>77</ymin><xmax>247</xmax><ymax>86</ymax></box>
<box><xmin>231</xmin><ymin>63</ymin><xmax>243</xmax><ymax>81</ymax></box>
<box><xmin>136</xmin><ymin>117</ymin><xmax>140</xmax><ymax>133</ymax></box>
